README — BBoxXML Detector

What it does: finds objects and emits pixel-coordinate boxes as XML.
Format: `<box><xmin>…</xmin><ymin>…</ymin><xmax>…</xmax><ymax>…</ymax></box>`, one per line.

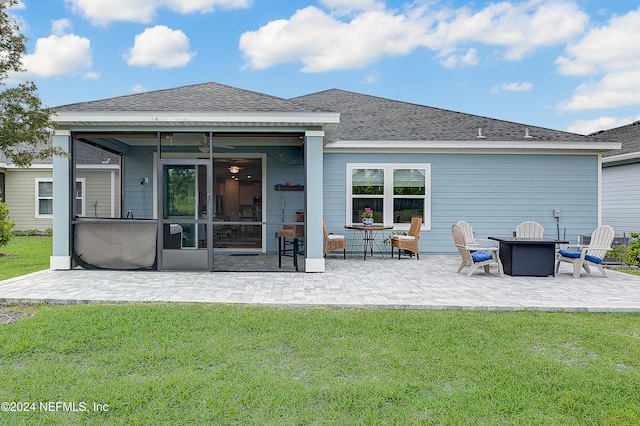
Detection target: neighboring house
<box><xmin>48</xmin><ymin>82</ymin><xmax>619</xmax><ymax>272</ymax></box>
<box><xmin>0</xmin><ymin>142</ymin><xmax>121</xmax><ymax>231</ymax></box>
<box><xmin>597</xmin><ymin>121</ymin><xmax>640</xmax><ymax>236</ymax></box>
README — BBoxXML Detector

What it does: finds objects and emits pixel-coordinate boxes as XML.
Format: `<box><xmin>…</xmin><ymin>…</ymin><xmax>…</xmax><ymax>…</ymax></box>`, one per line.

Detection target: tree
<box><xmin>0</xmin><ymin>201</ymin><xmax>14</xmax><ymax>249</ymax></box>
<box><xmin>0</xmin><ymin>0</ymin><xmax>63</xmax><ymax>167</ymax></box>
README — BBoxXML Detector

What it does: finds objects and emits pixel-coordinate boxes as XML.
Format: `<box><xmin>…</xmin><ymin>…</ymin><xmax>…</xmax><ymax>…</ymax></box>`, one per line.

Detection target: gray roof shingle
<box><xmin>292</xmin><ymin>89</ymin><xmax>601</xmax><ymax>142</ymax></box>
<box><xmin>55</xmin><ymin>82</ymin><xmax>326</xmax><ymax>113</ymax></box>
<box><xmin>54</xmin><ymin>82</ymin><xmax>613</xmax><ymax>144</ymax></box>
<box><xmin>593</xmin><ymin>121</ymin><xmax>640</xmax><ymax>157</ymax></box>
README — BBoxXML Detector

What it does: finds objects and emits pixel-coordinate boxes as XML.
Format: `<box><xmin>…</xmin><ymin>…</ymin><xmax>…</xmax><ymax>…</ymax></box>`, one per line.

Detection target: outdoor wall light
<box><xmin>229</xmin><ymin>165</ymin><xmax>240</xmax><ymax>174</ymax></box>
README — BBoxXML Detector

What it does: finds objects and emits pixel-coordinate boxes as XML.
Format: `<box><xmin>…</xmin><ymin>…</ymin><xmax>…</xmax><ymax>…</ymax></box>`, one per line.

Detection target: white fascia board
<box><xmin>5</xmin><ymin>163</ymin><xmax>52</xmax><ymax>169</ymax></box>
<box><xmin>54</xmin><ymin>111</ymin><xmax>340</xmax><ymax>126</ymax></box>
<box><xmin>76</xmin><ymin>164</ymin><xmax>120</xmax><ymax>170</ymax></box>
<box><xmin>323</xmin><ymin>140</ymin><xmax>621</xmax><ymax>153</ymax></box>
<box><xmin>602</xmin><ymin>151</ymin><xmax>640</xmax><ymax>165</ymax></box>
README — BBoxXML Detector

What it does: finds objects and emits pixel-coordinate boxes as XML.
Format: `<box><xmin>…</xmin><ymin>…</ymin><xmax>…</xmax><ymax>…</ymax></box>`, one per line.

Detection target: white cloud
<box><xmin>319</xmin><ymin>0</ymin><xmax>385</xmax><ymax>16</ymax></box>
<box><xmin>125</xmin><ymin>25</ymin><xmax>195</xmax><ymax>68</ymax></box>
<box><xmin>557</xmin><ymin>70</ymin><xmax>640</xmax><ymax>110</ymax></box>
<box><xmin>240</xmin><ymin>0</ymin><xmax>588</xmax><ymax>72</ymax></box>
<box><xmin>566</xmin><ymin>115</ymin><xmax>640</xmax><ymax>135</ymax></box>
<box><xmin>16</xmin><ymin>34</ymin><xmax>92</xmax><ymax>78</ymax></box>
<box><xmin>51</xmin><ymin>18</ymin><xmax>72</xmax><ymax>36</ymax></box>
<box><xmin>557</xmin><ymin>8</ymin><xmax>640</xmax><ymax>111</ymax></box>
<box><xmin>439</xmin><ymin>48</ymin><xmax>478</xmax><ymax>69</ymax></box>
<box><xmin>131</xmin><ymin>84</ymin><xmax>146</xmax><ymax>93</ymax></box>
<box><xmin>497</xmin><ymin>81</ymin><xmax>533</xmax><ymax>92</ymax></box>
<box><xmin>240</xmin><ymin>6</ymin><xmax>427</xmax><ymax>72</ymax></box>
<box><xmin>65</xmin><ymin>0</ymin><xmax>252</xmax><ymax>25</ymax></box>
<box><xmin>361</xmin><ymin>71</ymin><xmax>380</xmax><ymax>84</ymax></box>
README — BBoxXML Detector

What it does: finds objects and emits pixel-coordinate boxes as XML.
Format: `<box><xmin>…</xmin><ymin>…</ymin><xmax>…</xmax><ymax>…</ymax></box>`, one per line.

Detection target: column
<box><xmin>304</xmin><ymin>130</ymin><xmax>325</xmax><ymax>272</ymax></box>
<box><xmin>50</xmin><ymin>130</ymin><xmax>72</xmax><ymax>269</ymax></box>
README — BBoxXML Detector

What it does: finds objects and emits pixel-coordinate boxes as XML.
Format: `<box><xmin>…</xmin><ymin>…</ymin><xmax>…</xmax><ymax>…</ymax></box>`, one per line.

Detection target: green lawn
<box><xmin>0</xmin><ymin>236</ymin><xmax>52</xmax><ymax>281</ymax></box>
<box><xmin>1</xmin><ymin>304</ymin><xmax>639</xmax><ymax>425</ymax></box>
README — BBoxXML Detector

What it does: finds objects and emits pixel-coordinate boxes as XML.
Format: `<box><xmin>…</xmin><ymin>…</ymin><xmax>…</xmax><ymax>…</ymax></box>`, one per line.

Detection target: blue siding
<box><xmin>324</xmin><ymin>153</ymin><xmax>600</xmax><ymax>254</ymax></box>
<box><xmin>602</xmin><ymin>162</ymin><xmax>640</xmax><ymax>235</ymax></box>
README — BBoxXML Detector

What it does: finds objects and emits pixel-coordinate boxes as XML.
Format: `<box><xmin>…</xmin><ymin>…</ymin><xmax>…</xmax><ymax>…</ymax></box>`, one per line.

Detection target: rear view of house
<box><xmin>46</xmin><ymin>82</ymin><xmax>619</xmax><ymax>273</ymax></box>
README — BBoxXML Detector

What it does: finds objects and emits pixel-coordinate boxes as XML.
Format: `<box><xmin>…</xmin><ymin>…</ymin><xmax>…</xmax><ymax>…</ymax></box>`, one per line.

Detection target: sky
<box><xmin>7</xmin><ymin>0</ymin><xmax>640</xmax><ymax>135</ymax></box>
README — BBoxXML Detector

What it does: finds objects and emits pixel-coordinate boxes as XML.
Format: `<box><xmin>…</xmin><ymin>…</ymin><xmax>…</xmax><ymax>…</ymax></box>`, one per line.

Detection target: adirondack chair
<box><xmin>515</xmin><ymin>221</ymin><xmax>544</xmax><ymax>238</ymax></box>
<box><xmin>555</xmin><ymin>225</ymin><xmax>615</xmax><ymax>278</ymax></box>
<box><xmin>455</xmin><ymin>221</ymin><xmax>497</xmax><ymax>249</ymax></box>
<box><xmin>390</xmin><ymin>217</ymin><xmax>422</xmax><ymax>259</ymax></box>
<box><xmin>452</xmin><ymin>223</ymin><xmax>504</xmax><ymax>277</ymax></box>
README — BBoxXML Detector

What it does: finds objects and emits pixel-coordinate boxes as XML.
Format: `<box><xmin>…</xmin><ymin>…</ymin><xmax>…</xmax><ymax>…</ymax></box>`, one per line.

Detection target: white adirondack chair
<box><xmin>452</xmin><ymin>223</ymin><xmax>504</xmax><ymax>277</ymax></box>
<box><xmin>555</xmin><ymin>225</ymin><xmax>615</xmax><ymax>278</ymax></box>
<box><xmin>455</xmin><ymin>221</ymin><xmax>497</xmax><ymax>249</ymax></box>
<box><xmin>515</xmin><ymin>221</ymin><xmax>544</xmax><ymax>238</ymax></box>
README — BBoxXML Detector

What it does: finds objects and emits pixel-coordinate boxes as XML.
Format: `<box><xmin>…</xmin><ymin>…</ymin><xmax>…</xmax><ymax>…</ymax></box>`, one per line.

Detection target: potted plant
<box><xmin>361</xmin><ymin>207</ymin><xmax>374</xmax><ymax>226</ymax></box>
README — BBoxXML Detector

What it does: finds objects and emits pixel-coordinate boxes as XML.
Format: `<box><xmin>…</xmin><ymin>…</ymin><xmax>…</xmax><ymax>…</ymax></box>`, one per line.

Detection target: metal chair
<box><xmin>276</xmin><ymin>210</ymin><xmax>304</xmax><ymax>271</ymax></box>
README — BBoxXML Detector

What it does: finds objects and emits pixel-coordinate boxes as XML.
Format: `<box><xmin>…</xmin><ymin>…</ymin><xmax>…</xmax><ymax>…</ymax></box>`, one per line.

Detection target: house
<box><xmin>597</xmin><ymin>121</ymin><xmax>640</xmax><ymax>236</ymax></box>
<box><xmin>0</xmin><ymin>142</ymin><xmax>120</xmax><ymax>231</ymax></box>
<box><xmin>48</xmin><ymin>82</ymin><xmax>619</xmax><ymax>272</ymax></box>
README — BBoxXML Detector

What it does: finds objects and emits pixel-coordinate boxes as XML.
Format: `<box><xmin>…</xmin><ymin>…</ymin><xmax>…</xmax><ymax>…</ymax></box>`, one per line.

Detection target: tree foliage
<box><xmin>0</xmin><ymin>201</ymin><xmax>14</xmax><ymax>249</ymax></box>
<box><xmin>0</xmin><ymin>0</ymin><xmax>62</xmax><ymax>167</ymax></box>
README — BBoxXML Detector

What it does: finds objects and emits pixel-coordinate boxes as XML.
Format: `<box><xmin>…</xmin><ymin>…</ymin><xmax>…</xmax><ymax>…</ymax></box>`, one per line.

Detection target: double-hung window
<box><xmin>347</xmin><ymin>163</ymin><xmax>430</xmax><ymax>228</ymax></box>
<box><xmin>35</xmin><ymin>178</ymin><xmax>85</xmax><ymax>218</ymax></box>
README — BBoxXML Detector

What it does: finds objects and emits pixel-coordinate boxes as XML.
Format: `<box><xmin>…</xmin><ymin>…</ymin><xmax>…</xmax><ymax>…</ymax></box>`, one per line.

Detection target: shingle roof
<box><xmin>55</xmin><ymin>82</ymin><xmax>326</xmax><ymax>113</ymax></box>
<box><xmin>292</xmin><ymin>89</ymin><xmax>600</xmax><ymax>142</ymax></box>
<box><xmin>54</xmin><ymin>82</ymin><xmax>612</xmax><ymax>144</ymax></box>
<box><xmin>593</xmin><ymin>121</ymin><xmax>640</xmax><ymax>157</ymax></box>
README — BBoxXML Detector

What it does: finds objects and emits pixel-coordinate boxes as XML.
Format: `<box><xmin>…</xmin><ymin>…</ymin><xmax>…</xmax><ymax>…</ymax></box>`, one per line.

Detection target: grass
<box><xmin>0</xmin><ymin>236</ymin><xmax>52</xmax><ymax>281</ymax></box>
<box><xmin>1</xmin><ymin>304</ymin><xmax>639</xmax><ymax>425</ymax></box>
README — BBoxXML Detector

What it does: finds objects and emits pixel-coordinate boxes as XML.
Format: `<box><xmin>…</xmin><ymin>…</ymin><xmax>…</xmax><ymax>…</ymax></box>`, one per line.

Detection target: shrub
<box><xmin>0</xmin><ymin>202</ymin><xmax>15</xmax><ymax>249</ymax></box>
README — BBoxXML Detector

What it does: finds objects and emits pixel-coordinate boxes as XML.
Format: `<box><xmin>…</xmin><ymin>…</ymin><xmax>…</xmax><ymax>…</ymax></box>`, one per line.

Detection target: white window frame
<box><xmin>346</xmin><ymin>163</ymin><xmax>431</xmax><ymax>230</ymax></box>
<box><xmin>35</xmin><ymin>178</ymin><xmax>86</xmax><ymax>218</ymax></box>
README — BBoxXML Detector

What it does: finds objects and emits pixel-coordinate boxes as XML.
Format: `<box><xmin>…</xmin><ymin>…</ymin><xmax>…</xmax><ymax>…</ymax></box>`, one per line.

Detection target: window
<box><xmin>347</xmin><ymin>164</ymin><xmax>430</xmax><ymax>228</ymax></box>
<box><xmin>35</xmin><ymin>178</ymin><xmax>85</xmax><ymax>218</ymax></box>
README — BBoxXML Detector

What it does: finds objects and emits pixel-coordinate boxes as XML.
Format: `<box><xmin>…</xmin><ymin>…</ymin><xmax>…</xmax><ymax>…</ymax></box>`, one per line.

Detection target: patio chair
<box><xmin>390</xmin><ymin>217</ymin><xmax>422</xmax><ymax>259</ymax></box>
<box><xmin>515</xmin><ymin>221</ymin><xmax>544</xmax><ymax>238</ymax></box>
<box><xmin>555</xmin><ymin>225</ymin><xmax>614</xmax><ymax>278</ymax></box>
<box><xmin>452</xmin><ymin>223</ymin><xmax>504</xmax><ymax>277</ymax></box>
<box><xmin>456</xmin><ymin>221</ymin><xmax>497</xmax><ymax>249</ymax></box>
<box><xmin>323</xmin><ymin>218</ymin><xmax>346</xmax><ymax>258</ymax></box>
<box><xmin>277</xmin><ymin>210</ymin><xmax>304</xmax><ymax>271</ymax></box>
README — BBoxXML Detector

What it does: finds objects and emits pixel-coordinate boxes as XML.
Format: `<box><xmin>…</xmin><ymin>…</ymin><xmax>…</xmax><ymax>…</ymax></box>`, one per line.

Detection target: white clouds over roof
<box><xmin>125</xmin><ymin>25</ymin><xmax>195</xmax><ymax>68</ymax></box>
<box><xmin>19</xmin><ymin>34</ymin><xmax>92</xmax><ymax>79</ymax></box>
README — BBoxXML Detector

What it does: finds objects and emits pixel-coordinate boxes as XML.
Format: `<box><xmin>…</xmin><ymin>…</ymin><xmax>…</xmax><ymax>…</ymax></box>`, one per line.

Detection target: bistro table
<box><xmin>345</xmin><ymin>224</ymin><xmax>394</xmax><ymax>260</ymax></box>
<box><xmin>488</xmin><ymin>236</ymin><xmax>568</xmax><ymax>277</ymax></box>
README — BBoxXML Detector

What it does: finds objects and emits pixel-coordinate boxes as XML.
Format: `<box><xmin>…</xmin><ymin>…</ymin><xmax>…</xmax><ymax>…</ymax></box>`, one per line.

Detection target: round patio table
<box><xmin>345</xmin><ymin>224</ymin><xmax>394</xmax><ymax>260</ymax></box>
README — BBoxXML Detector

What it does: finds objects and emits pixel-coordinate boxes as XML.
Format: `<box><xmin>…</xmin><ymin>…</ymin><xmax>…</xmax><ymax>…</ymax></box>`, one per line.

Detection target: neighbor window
<box><xmin>35</xmin><ymin>178</ymin><xmax>85</xmax><ymax>218</ymax></box>
<box><xmin>347</xmin><ymin>164</ymin><xmax>430</xmax><ymax>228</ymax></box>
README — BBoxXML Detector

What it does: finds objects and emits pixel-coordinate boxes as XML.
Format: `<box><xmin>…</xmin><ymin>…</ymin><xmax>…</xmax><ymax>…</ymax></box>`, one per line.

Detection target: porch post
<box><xmin>304</xmin><ymin>130</ymin><xmax>325</xmax><ymax>272</ymax></box>
<box><xmin>50</xmin><ymin>130</ymin><xmax>72</xmax><ymax>269</ymax></box>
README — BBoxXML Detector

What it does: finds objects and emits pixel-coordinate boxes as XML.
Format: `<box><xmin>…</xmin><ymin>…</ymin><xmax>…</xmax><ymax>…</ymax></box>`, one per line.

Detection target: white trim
<box><xmin>325</xmin><ymin>140</ymin><xmax>621</xmax><ymax>153</ymax></box>
<box><xmin>110</xmin><ymin>170</ymin><xmax>116</xmax><ymax>218</ymax></box>
<box><xmin>54</xmin><ymin>129</ymin><xmax>71</xmax><ymax>136</ymax></box>
<box><xmin>304</xmin><ymin>258</ymin><xmax>325</xmax><ymax>273</ymax></box>
<box><xmin>35</xmin><ymin>178</ymin><xmax>53</xmax><ymax>218</ymax></box>
<box><xmin>602</xmin><ymin>152</ymin><xmax>640</xmax><ymax>165</ymax></box>
<box><xmin>75</xmin><ymin>178</ymin><xmax>86</xmax><ymax>217</ymax></box>
<box><xmin>49</xmin><ymin>255</ymin><xmax>71</xmax><ymax>270</ymax></box>
<box><xmin>346</xmin><ymin>163</ymin><xmax>431</xmax><ymax>230</ymax></box>
<box><xmin>305</xmin><ymin>130</ymin><xmax>325</xmax><ymax>137</ymax></box>
<box><xmin>54</xmin><ymin>111</ymin><xmax>340</xmax><ymax>126</ymax></box>
<box><xmin>598</xmin><ymin>154</ymin><xmax>602</xmax><ymax>226</ymax></box>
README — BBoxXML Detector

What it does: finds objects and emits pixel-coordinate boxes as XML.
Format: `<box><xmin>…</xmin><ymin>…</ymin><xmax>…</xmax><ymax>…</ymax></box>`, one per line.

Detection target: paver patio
<box><xmin>1</xmin><ymin>255</ymin><xmax>639</xmax><ymax>312</ymax></box>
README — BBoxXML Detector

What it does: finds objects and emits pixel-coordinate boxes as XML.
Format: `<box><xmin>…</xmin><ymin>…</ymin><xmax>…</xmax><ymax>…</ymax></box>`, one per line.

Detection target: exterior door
<box><xmin>159</xmin><ymin>161</ymin><xmax>212</xmax><ymax>271</ymax></box>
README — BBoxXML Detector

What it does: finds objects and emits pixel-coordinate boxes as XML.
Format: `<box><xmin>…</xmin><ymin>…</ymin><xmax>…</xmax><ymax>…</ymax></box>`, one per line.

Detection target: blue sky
<box><xmin>8</xmin><ymin>0</ymin><xmax>640</xmax><ymax>135</ymax></box>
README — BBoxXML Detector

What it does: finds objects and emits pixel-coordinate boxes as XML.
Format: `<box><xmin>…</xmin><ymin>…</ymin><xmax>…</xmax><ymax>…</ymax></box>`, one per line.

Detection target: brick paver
<box><xmin>1</xmin><ymin>255</ymin><xmax>639</xmax><ymax>312</ymax></box>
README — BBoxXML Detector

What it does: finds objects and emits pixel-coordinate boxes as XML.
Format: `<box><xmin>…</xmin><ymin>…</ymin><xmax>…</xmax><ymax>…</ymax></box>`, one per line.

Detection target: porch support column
<box><xmin>50</xmin><ymin>130</ymin><xmax>72</xmax><ymax>269</ymax></box>
<box><xmin>304</xmin><ymin>130</ymin><xmax>325</xmax><ymax>272</ymax></box>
